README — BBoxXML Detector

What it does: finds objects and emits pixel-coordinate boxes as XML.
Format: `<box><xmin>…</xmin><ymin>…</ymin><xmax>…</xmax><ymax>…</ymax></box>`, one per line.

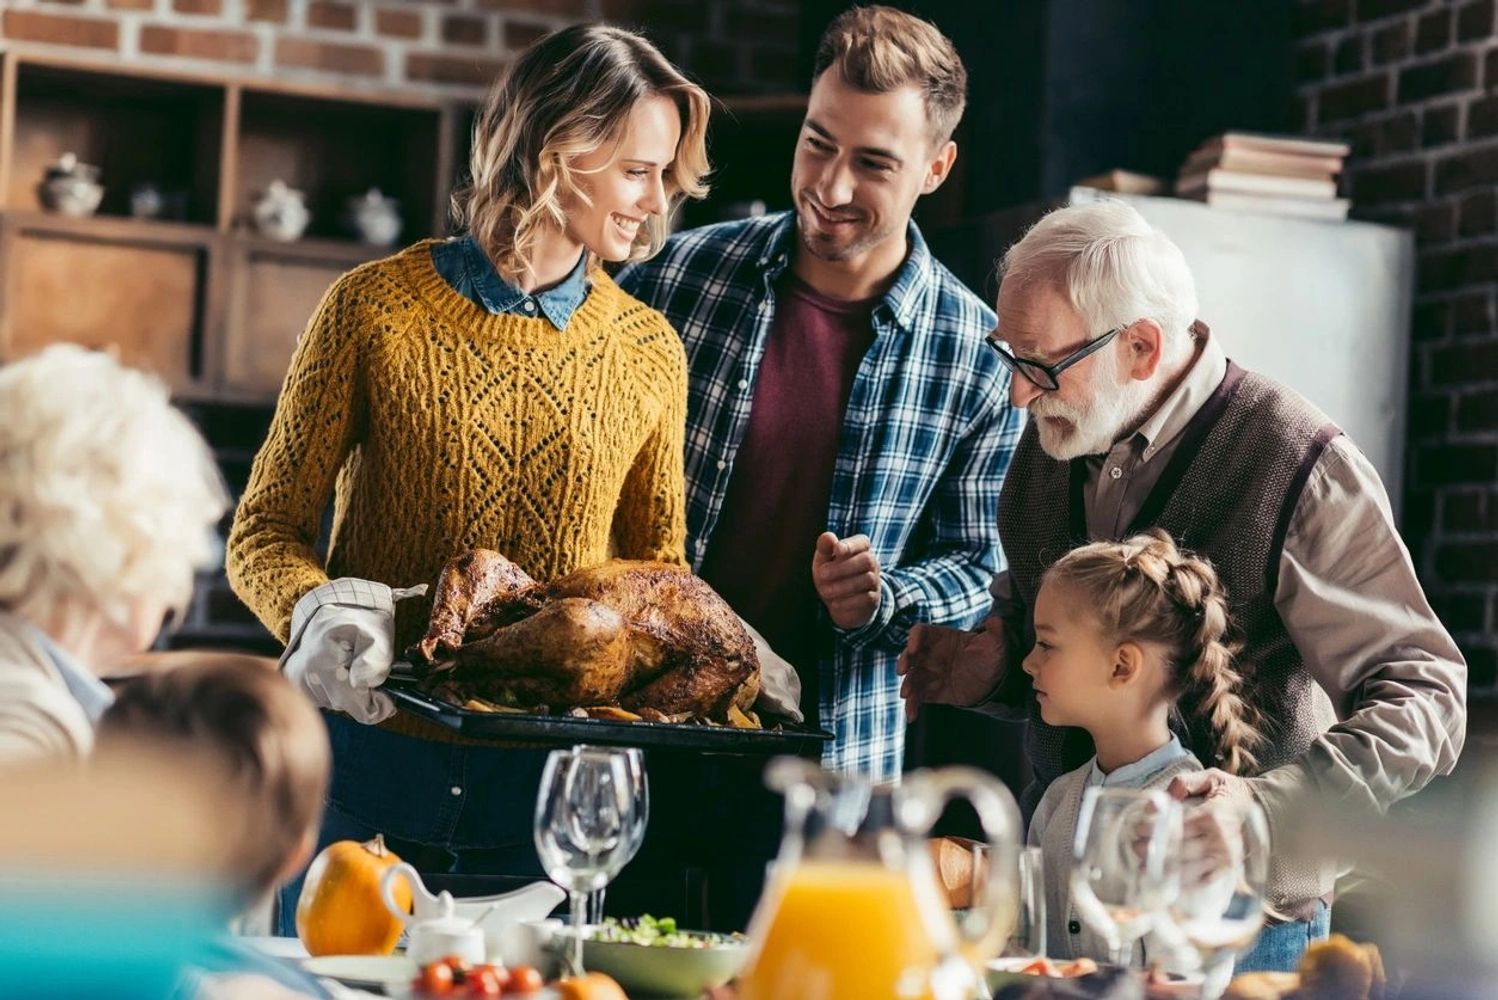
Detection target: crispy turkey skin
<box><xmin>409</xmin><ymin>550</ymin><xmax>761</xmax><ymax>723</ymax></box>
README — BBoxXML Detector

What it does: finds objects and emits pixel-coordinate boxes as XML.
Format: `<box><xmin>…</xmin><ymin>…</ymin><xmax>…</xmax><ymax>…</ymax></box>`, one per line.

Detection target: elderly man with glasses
<box><xmin>899</xmin><ymin>199</ymin><xmax>1466</xmax><ymax>972</ymax></box>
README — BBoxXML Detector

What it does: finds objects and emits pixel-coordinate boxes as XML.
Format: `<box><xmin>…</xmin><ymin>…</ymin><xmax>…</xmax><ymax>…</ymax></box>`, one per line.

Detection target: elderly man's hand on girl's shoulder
<box><xmin>1169</xmin><ymin>769</ymin><xmax>1262</xmax><ymax>888</ymax></box>
<box><xmin>1168</xmin><ymin>768</ymin><xmax>1256</xmax><ymax>808</ymax></box>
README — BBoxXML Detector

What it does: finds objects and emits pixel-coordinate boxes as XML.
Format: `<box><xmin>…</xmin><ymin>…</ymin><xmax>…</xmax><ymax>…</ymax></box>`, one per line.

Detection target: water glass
<box><xmin>994</xmin><ymin>845</ymin><xmax>1046</xmax><ymax>958</ymax></box>
<box><xmin>1069</xmin><ymin>787</ymin><xmax>1182</xmax><ymax>966</ymax></box>
<box><xmin>1158</xmin><ymin>797</ymin><xmax>1271</xmax><ymax>997</ymax></box>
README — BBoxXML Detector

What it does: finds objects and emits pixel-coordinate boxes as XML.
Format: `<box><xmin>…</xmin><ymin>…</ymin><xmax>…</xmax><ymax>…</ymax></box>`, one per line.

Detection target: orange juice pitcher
<box><xmin>738</xmin><ymin>759</ymin><xmax>1022</xmax><ymax>1000</ymax></box>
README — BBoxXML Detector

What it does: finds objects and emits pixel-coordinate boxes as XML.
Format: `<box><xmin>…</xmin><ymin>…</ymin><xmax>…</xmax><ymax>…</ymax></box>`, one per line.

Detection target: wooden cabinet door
<box><xmin>219</xmin><ymin>238</ymin><xmax>373</xmax><ymax>401</ymax></box>
<box><xmin>0</xmin><ymin>214</ymin><xmax>213</xmax><ymax>393</ymax></box>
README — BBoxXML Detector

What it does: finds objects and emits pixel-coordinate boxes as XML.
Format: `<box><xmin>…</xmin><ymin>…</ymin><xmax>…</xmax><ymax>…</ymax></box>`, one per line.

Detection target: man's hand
<box><xmin>896</xmin><ymin>616</ymin><xmax>1007</xmax><ymax>722</ymax></box>
<box><xmin>1168</xmin><ymin>769</ymin><xmax>1256</xmax><ymax>889</ymax></box>
<box><xmin>1167</xmin><ymin>768</ymin><xmax>1256</xmax><ymax>809</ymax></box>
<box><xmin>813</xmin><ymin>532</ymin><xmax>881</xmax><ymax>630</ymax></box>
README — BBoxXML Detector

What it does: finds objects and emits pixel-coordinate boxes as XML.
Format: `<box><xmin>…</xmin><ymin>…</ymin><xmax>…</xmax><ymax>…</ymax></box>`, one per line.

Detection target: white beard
<box><xmin>1028</xmin><ymin>348</ymin><xmax>1156</xmax><ymax>460</ymax></box>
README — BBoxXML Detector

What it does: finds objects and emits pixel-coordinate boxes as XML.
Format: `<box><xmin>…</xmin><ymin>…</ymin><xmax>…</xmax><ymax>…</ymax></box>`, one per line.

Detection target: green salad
<box><xmin>587</xmin><ymin>915</ymin><xmax>745</xmax><ymax>948</ymax></box>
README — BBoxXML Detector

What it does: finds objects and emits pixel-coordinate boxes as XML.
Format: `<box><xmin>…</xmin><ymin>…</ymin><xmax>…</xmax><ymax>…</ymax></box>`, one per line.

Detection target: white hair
<box><xmin>999</xmin><ymin>200</ymin><xmax>1200</xmax><ymax>360</ymax></box>
<box><xmin>0</xmin><ymin>346</ymin><xmax>227</xmax><ymax>630</ymax></box>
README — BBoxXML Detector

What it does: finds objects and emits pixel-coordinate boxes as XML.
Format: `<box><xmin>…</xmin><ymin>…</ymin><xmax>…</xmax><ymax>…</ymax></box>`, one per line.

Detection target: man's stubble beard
<box><xmin>795</xmin><ymin>199</ymin><xmax>894</xmax><ymax>264</ymax></box>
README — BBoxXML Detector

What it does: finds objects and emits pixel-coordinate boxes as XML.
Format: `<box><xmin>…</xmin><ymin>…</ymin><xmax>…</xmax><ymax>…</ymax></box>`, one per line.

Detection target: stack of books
<box><xmin>1074</xmin><ymin>169</ymin><xmax>1167</xmax><ymax>196</ymax></box>
<box><xmin>1175</xmin><ymin>133</ymin><xmax>1351</xmax><ymax>221</ymax></box>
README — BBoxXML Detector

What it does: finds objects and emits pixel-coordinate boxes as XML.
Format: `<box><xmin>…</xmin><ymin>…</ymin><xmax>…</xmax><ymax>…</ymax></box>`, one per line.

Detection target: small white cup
<box><xmin>406</xmin><ymin>914</ymin><xmax>486</xmax><ymax>968</ymax></box>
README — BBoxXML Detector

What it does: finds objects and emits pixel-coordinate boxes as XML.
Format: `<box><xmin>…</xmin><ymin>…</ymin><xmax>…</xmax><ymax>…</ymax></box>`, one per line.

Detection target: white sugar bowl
<box><xmin>403</xmin><ymin>890</ymin><xmax>487</xmax><ymax>967</ymax></box>
<box><xmin>39</xmin><ymin>153</ymin><xmax>104</xmax><ymax>218</ymax></box>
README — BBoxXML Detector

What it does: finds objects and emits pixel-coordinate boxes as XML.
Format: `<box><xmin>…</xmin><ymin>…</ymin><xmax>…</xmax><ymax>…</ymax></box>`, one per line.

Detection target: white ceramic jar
<box><xmin>39</xmin><ymin>153</ymin><xmax>104</xmax><ymax>218</ymax></box>
<box><xmin>346</xmin><ymin>187</ymin><xmax>402</xmax><ymax>246</ymax></box>
<box><xmin>253</xmin><ymin>179</ymin><xmax>311</xmax><ymax>241</ymax></box>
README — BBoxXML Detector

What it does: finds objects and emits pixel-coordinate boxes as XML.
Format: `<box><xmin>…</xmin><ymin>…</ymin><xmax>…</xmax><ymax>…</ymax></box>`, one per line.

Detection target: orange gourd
<box><xmin>296</xmin><ymin>833</ymin><xmax>412</xmax><ymax>957</ymax></box>
<box><xmin>555</xmin><ymin>972</ymin><xmax>631</xmax><ymax>1000</ymax></box>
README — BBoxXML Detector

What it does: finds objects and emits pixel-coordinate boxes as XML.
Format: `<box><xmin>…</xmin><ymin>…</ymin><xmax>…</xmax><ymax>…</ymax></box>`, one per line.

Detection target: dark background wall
<box><xmin>798</xmin><ymin>0</ymin><xmax>1296</xmax><ymax>216</ymax></box>
<box><xmin>1293</xmin><ymin>0</ymin><xmax>1498</xmax><ymax>694</ymax></box>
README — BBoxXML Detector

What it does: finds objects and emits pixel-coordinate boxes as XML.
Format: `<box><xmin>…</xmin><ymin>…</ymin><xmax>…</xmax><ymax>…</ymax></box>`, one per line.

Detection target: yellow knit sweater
<box><xmin>226</xmin><ymin>239</ymin><xmax>688</xmax><ymax>649</ymax></box>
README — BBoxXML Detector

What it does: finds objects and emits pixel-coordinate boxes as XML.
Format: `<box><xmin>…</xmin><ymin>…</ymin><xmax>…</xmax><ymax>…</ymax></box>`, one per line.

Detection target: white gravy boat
<box><xmin>380</xmin><ymin>862</ymin><xmax>564</xmax><ymax>963</ymax></box>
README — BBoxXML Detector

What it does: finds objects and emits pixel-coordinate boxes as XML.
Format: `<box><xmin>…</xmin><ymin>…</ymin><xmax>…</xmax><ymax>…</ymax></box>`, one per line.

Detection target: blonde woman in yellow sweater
<box><xmin>225</xmin><ymin>24</ymin><xmax>710</xmax><ymax>933</ymax></box>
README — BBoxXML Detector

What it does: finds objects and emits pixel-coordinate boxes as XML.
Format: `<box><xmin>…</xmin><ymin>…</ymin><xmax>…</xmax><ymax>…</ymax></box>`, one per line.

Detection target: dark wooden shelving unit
<box><xmin>0</xmin><ymin>52</ymin><xmax>467</xmax><ymax>402</ymax></box>
<box><xmin>0</xmin><ymin>52</ymin><xmax>811</xmax><ymax>403</ymax></box>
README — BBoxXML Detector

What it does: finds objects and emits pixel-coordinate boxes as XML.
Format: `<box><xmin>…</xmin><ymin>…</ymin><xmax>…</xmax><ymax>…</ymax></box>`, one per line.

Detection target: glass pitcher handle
<box><xmin>900</xmin><ymin>767</ymin><xmax>1024</xmax><ymax>966</ymax></box>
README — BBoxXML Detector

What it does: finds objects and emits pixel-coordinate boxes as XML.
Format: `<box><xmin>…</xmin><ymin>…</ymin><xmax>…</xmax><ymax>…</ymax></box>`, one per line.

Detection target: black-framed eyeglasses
<box><xmin>985</xmin><ymin>326</ymin><xmax>1122</xmax><ymax>391</ymax></box>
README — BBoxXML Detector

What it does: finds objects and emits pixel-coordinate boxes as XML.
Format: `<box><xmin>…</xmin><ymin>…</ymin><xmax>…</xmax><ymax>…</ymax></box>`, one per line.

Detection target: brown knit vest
<box><xmin>998</xmin><ymin>363</ymin><xmax>1343</xmax><ymax>809</ymax></box>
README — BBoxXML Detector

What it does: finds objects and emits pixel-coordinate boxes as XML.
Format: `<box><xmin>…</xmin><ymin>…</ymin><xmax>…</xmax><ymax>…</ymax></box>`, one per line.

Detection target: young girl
<box><xmin>1023</xmin><ymin>528</ymin><xmax>1262</xmax><ymax>966</ymax></box>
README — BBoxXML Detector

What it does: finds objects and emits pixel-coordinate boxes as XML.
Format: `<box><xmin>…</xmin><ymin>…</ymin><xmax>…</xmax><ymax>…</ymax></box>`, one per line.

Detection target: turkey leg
<box><xmin>414</xmin><ymin>549</ymin><xmax>539</xmax><ymax>662</ymax></box>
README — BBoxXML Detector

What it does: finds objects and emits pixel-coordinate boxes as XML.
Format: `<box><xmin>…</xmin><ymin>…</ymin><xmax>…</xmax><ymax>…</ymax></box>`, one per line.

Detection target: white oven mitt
<box><xmin>739</xmin><ymin>617</ymin><xmax>804</xmax><ymax>725</ymax></box>
<box><xmin>280</xmin><ymin>578</ymin><xmax>428</xmax><ymax>725</ymax></box>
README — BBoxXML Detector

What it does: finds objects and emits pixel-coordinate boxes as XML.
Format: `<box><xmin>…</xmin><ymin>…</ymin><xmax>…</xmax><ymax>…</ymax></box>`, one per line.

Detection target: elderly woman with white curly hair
<box><xmin>0</xmin><ymin>344</ymin><xmax>227</xmax><ymax>764</ymax></box>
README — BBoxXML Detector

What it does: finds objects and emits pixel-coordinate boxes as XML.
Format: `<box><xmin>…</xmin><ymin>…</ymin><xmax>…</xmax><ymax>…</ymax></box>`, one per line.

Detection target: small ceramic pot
<box><xmin>130</xmin><ymin>183</ymin><xmax>165</xmax><ymax>220</ymax></box>
<box><xmin>253</xmin><ymin>179</ymin><xmax>310</xmax><ymax>241</ymax></box>
<box><xmin>346</xmin><ymin>187</ymin><xmax>402</xmax><ymax>246</ymax></box>
<box><xmin>39</xmin><ymin>153</ymin><xmax>104</xmax><ymax>218</ymax></box>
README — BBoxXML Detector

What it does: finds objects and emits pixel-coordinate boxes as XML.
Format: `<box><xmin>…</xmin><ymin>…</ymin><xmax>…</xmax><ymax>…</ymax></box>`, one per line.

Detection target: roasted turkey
<box><xmin>408</xmin><ymin>550</ymin><xmax>762</xmax><ymax>724</ymax></box>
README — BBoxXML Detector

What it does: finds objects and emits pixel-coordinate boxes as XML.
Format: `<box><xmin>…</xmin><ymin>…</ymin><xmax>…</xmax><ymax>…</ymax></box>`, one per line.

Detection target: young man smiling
<box><xmin>618</xmin><ymin>6</ymin><xmax>1024</xmax><ymax>779</ymax></box>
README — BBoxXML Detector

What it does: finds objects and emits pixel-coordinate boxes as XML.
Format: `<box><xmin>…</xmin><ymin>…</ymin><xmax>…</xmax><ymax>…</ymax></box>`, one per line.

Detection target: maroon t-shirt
<box><xmin>697</xmin><ymin>274</ymin><xmax>877</xmax><ymax>721</ymax></box>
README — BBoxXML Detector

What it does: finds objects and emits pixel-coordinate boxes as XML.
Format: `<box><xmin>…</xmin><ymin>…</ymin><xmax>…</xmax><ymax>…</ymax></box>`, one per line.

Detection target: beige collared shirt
<box><xmin>0</xmin><ymin>610</ymin><xmax>97</xmax><ymax>765</ymax></box>
<box><xmin>990</xmin><ymin>328</ymin><xmax>1467</xmax><ymax>863</ymax></box>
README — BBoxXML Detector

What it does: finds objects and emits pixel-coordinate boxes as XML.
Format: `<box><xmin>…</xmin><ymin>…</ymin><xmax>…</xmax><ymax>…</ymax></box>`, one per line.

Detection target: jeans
<box><xmin>1234</xmin><ymin>900</ymin><xmax>1331</xmax><ymax>973</ymax></box>
<box><xmin>276</xmin><ymin>712</ymin><xmax>550</xmax><ymax>936</ymax></box>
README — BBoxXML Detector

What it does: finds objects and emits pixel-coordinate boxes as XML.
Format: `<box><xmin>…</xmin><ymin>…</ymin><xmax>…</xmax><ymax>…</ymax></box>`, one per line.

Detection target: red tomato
<box><xmin>417</xmin><ymin>961</ymin><xmax>456</xmax><ymax>995</ymax></box>
<box><xmin>505</xmin><ymin>966</ymin><xmax>544</xmax><ymax>994</ymax></box>
<box><xmin>467</xmin><ymin>966</ymin><xmax>505</xmax><ymax>997</ymax></box>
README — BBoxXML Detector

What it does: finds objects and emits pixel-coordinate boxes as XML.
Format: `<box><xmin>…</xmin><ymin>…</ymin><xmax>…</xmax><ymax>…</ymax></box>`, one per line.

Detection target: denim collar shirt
<box><xmin>431</xmin><ymin>234</ymin><xmax>590</xmax><ymax>331</ymax></box>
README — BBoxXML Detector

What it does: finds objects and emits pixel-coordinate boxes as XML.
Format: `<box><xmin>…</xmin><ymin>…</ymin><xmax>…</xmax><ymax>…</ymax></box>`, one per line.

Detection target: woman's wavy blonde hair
<box><xmin>453</xmin><ymin>24</ymin><xmax>711</xmax><ymax>281</ymax></box>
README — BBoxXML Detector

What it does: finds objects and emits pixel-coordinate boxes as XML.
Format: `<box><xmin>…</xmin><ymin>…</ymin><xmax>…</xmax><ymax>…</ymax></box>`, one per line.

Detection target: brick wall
<box><xmin>0</xmin><ymin>0</ymin><xmax>802</xmax><ymax>98</ymax></box>
<box><xmin>1295</xmin><ymin>0</ymin><xmax>1498</xmax><ymax>691</ymax></box>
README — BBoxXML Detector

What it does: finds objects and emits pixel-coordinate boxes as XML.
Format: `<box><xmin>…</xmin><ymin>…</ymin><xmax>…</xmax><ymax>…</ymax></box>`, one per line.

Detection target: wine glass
<box><xmin>586</xmin><ymin>747</ymin><xmax>648</xmax><ymax>924</ymax></box>
<box><xmin>994</xmin><ymin>845</ymin><xmax>1046</xmax><ymax>960</ymax></box>
<box><xmin>1069</xmin><ymin>787</ymin><xmax>1182</xmax><ymax>966</ymax></box>
<box><xmin>534</xmin><ymin>746</ymin><xmax>640</xmax><ymax>976</ymax></box>
<box><xmin>1156</xmin><ymin>797</ymin><xmax>1271</xmax><ymax>998</ymax></box>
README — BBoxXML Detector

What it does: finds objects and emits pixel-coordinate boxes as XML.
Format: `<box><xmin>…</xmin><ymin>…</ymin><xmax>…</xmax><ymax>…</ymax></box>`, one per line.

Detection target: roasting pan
<box><xmin>382</xmin><ymin>673</ymin><xmax>833</xmax><ymax>756</ymax></box>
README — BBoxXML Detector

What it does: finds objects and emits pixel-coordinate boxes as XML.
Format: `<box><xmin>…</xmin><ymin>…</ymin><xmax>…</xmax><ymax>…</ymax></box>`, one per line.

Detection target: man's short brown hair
<box><xmin>812</xmin><ymin>5</ymin><xmax>968</xmax><ymax>144</ymax></box>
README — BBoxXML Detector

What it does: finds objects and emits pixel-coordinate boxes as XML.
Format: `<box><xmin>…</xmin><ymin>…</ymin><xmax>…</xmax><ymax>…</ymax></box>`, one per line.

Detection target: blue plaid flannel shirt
<box><xmin>617</xmin><ymin>212</ymin><xmax>1024</xmax><ymax>780</ymax></box>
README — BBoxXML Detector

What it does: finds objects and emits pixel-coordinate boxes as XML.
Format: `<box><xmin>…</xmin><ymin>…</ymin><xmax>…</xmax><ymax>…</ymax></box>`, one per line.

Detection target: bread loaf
<box><xmin>927</xmin><ymin>836</ymin><xmax>982</xmax><ymax>909</ymax></box>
